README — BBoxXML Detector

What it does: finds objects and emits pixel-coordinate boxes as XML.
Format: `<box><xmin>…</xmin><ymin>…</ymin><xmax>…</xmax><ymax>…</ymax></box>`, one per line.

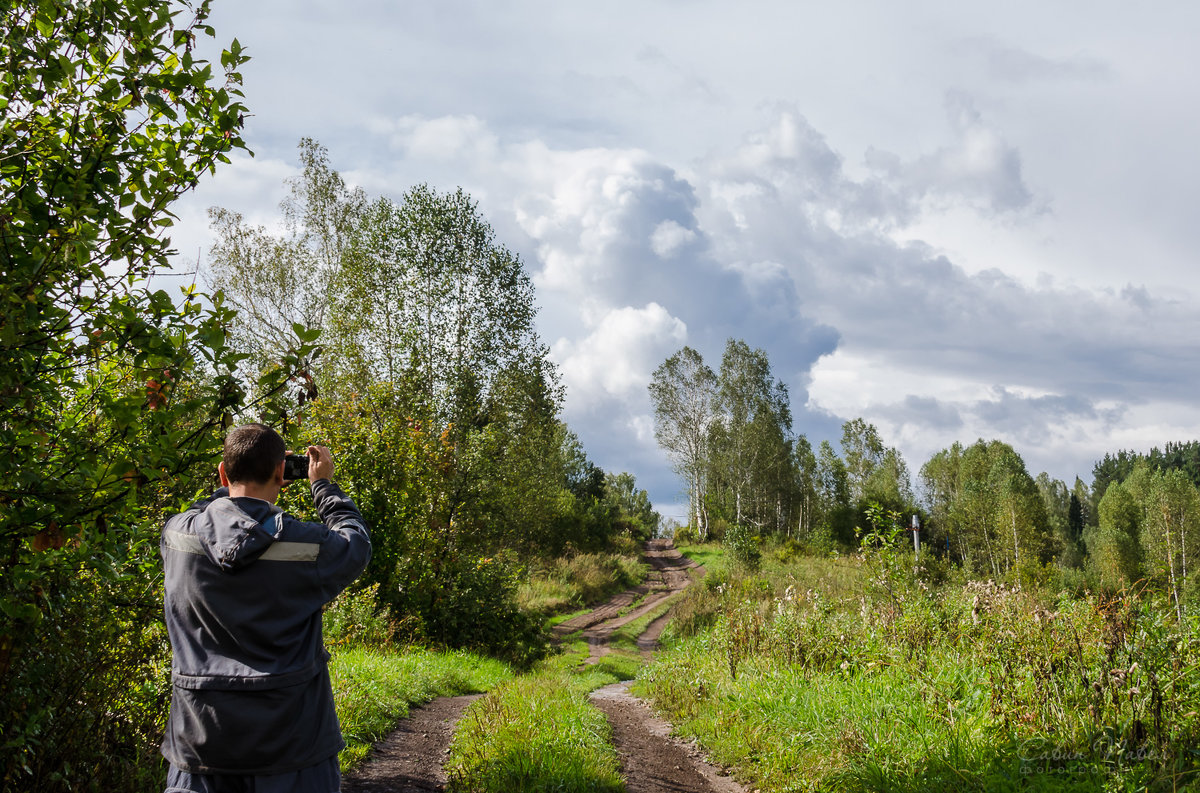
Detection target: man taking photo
<box><xmin>160</xmin><ymin>423</ymin><xmax>371</xmax><ymax>793</ymax></box>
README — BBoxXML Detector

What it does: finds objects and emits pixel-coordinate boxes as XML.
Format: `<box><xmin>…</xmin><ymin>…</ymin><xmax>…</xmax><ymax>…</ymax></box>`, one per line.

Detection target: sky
<box><xmin>168</xmin><ymin>0</ymin><xmax>1200</xmax><ymax>520</ymax></box>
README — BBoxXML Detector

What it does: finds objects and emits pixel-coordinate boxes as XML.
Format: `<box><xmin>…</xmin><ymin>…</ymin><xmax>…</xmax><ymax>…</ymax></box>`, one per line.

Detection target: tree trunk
<box><xmin>1011</xmin><ymin>509</ymin><xmax>1020</xmax><ymax>568</ymax></box>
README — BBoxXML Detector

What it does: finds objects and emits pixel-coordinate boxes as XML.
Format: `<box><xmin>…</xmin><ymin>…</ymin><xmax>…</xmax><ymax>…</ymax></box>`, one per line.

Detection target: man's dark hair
<box><xmin>223</xmin><ymin>423</ymin><xmax>286</xmax><ymax>484</ymax></box>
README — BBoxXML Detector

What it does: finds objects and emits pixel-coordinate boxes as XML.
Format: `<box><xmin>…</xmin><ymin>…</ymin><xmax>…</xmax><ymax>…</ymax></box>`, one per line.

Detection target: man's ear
<box><xmin>218</xmin><ymin>461</ymin><xmax>230</xmax><ymax>488</ymax></box>
<box><xmin>274</xmin><ymin>459</ymin><xmax>287</xmax><ymax>487</ymax></box>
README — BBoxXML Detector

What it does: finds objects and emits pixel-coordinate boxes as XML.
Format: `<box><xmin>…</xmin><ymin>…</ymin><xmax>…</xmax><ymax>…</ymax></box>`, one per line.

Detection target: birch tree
<box><xmin>649</xmin><ymin>346</ymin><xmax>717</xmax><ymax>539</ymax></box>
<box><xmin>207</xmin><ymin>138</ymin><xmax>366</xmax><ymax>376</ymax></box>
<box><xmin>709</xmin><ymin>339</ymin><xmax>792</xmax><ymax>531</ymax></box>
<box><xmin>1142</xmin><ymin>469</ymin><xmax>1200</xmax><ymax>621</ymax></box>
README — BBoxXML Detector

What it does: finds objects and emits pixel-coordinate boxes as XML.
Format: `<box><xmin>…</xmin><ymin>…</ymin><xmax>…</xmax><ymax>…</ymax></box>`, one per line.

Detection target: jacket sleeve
<box><xmin>310</xmin><ymin>479</ymin><xmax>371</xmax><ymax>599</ymax></box>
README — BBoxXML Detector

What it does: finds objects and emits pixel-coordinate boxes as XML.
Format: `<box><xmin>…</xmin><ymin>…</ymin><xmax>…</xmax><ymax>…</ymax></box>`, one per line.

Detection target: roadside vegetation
<box><xmin>638</xmin><ymin>536</ymin><xmax>1200</xmax><ymax>792</ymax></box>
<box><xmin>640</xmin><ymin>339</ymin><xmax>1200</xmax><ymax>789</ymax></box>
<box><xmin>518</xmin><ymin>544</ymin><xmax>648</xmax><ymax>619</ymax></box>
<box><xmin>320</xmin><ymin>584</ymin><xmax>511</xmax><ymax>769</ymax></box>
<box><xmin>331</xmin><ymin>647</ymin><xmax>512</xmax><ymax>770</ymax></box>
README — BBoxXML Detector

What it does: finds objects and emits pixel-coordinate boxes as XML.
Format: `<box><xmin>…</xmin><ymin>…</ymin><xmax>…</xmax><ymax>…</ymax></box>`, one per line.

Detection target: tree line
<box><xmin>650</xmin><ymin>343</ymin><xmax>1200</xmax><ymax>615</ymax></box>
<box><xmin>649</xmin><ymin>343</ymin><xmax>913</xmax><ymax>546</ymax></box>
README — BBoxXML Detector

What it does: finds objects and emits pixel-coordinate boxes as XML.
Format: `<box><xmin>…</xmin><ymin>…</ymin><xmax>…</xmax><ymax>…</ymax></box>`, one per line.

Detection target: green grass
<box><xmin>330</xmin><ymin>646</ymin><xmax>513</xmax><ymax>770</ymax></box>
<box><xmin>676</xmin><ymin>541</ymin><xmax>729</xmax><ymax>571</ymax></box>
<box><xmin>444</xmin><ymin>575</ymin><xmax>694</xmax><ymax>790</ymax></box>
<box><xmin>518</xmin><ymin>551</ymin><xmax>647</xmax><ymax>618</ymax></box>
<box><xmin>547</xmin><ymin>606</ymin><xmax>591</xmax><ymax>627</ymax></box>
<box><xmin>608</xmin><ymin>592</ymin><xmax>680</xmax><ymax>654</ymax></box>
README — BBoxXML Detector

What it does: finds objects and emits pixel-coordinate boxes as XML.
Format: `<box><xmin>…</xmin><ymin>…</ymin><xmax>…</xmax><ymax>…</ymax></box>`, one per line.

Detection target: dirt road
<box><xmin>342</xmin><ymin>539</ymin><xmax>746</xmax><ymax>793</ymax></box>
<box><xmin>551</xmin><ymin>538</ymin><xmax>699</xmax><ymax>662</ymax></box>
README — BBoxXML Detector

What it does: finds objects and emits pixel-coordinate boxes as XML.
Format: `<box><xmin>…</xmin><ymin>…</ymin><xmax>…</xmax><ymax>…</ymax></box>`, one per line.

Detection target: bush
<box><xmin>805</xmin><ymin>523</ymin><xmax>839</xmax><ymax>556</ymax></box>
<box><xmin>385</xmin><ymin>551</ymin><xmax>547</xmax><ymax>668</ymax></box>
<box><xmin>2</xmin><ymin>561</ymin><xmax>172</xmax><ymax>793</ymax></box>
<box><xmin>324</xmin><ymin>583</ymin><xmax>397</xmax><ymax>649</ymax></box>
<box><xmin>772</xmin><ymin>537</ymin><xmax>803</xmax><ymax>564</ymax></box>
<box><xmin>724</xmin><ymin>523</ymin><xmax>761</xmax><ymax>570</ymax></box>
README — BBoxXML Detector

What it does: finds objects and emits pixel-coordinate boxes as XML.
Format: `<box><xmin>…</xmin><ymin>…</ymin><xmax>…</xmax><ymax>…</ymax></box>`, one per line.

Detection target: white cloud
<box><xmin>551</xmin><ymin>303</ymin><xmax>687</xmax><ymax>410</ymax></box>
<box><xmin>370</xmin><ymin>113</ymin><xmax>499</xmax><ymax>163</ymax></box>
<box><xmin>865</xmin><ymin>92</ymin><xmax>1036</xmax><ymax>217</ymax></box>
<box><xmin>649</xmin><ymin>220</ymin><xmax>696</xmax><ymax>258</ymax></box>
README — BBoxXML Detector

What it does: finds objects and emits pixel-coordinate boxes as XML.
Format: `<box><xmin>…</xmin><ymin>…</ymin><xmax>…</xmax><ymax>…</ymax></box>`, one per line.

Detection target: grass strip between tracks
<box><xmin>445</xmin><ymin>642</ymin><xmax>637</xmax><ymax>792</ymax></box>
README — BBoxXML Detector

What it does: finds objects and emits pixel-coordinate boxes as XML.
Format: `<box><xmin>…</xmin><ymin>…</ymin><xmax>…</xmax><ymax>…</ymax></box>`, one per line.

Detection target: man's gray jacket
<box><xmin>160</xmin><ymin>479</ymin><xmax>371</xmax><ymax>775</ymax></box>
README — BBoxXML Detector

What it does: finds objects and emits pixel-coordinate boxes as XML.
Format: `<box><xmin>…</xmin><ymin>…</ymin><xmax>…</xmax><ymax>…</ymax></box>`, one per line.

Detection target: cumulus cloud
<box><xmin>865</xmin><ymin>92</ymin><xmax>1035</xmax><ymax>216</ymax></box>
<box><xmin>649</xmin><ymin>220</ymin><xmax>697</xmax><ymax>258</ymax></box>
<box><xmin>683</xmin><ymin>106</ymin><xmax>1200</xmax><ymax>483</ymax></box>
<box><xmin>175</xmin><ymin>101</ymin><xmax>1200</xmax><ymax>502</ymax></box>
<box><xmin>551</xmin><ymin>303</ymin><xmax>687</xmax><ymax>409</ymax></box>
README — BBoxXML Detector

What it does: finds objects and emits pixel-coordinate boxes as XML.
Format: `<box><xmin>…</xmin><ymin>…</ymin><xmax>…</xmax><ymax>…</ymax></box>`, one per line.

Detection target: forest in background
<box><xmin>650</xmin><ymin>342</ymin><xmax>1200</xmax><ymax>618</ymax></box>
<box><xmin>2</xmin><ymin>2</ymin><xmax>1197</xmax><ymax>791</ymax></box>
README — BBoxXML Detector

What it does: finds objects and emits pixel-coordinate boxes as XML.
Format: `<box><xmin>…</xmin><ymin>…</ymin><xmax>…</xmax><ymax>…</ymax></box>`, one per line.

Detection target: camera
<box><xmin>283</xmin><ymin>453</ymin><xmax>309</xmax><ymax>481</ymax></box>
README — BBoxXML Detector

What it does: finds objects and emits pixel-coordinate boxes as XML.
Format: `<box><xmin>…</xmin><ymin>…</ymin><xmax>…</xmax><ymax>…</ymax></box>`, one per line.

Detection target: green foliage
<box><xmin>860</xmin><ymin>502</ymin><xmax>910</xmax><ymax>605</ymax></box>
<box><xmin>207</xmin><ymin>138</ymin><xmax>367</xmax><ymax>375</ymax></box>
<box><xmin>603</xmin><ymin>471</ymin><xmax>660</xmax><ymax>540</ymax></box>
<box><xmin>518</xmin><ymin>551</ymin><xmax>646</xmax><ymax>617</ymax></box>
<box><xmin>649</xmin><ymin>345</ymin><xmax>717</xmax><ymax>539</ymax></box>
<box><xmin>919</xmin><ymin>439</ymin><xmax>1055</xmax><ymax>578</ymax></box>
<box><xmin>1093</xmin><ymin>440</ymin><xmax>1200</xmax><ymax>505</ymax></box>
<box><xmin>724</xmin><ymin>522</ymin><xmax>762</xmax><ymax>570</ymax></box>
<box><xmin>304</xmin><ymin>388</ymin><xmax>641</xmax><ymax>665</ymax></box>
<box><xmin>672</xmin><ymin>521</ymin><xmax>697</xmax><ymax>545</ymax></box>
<box><xmin>0</xmin><ymin>3</ymin><xmax>318</xmax><ymax>790</ymax></box>
<box><xmin>1087</xmin><ymin>478</ymin><xmax>1145</xmax><ymax>591</ymax></box>
<box><xmin>1082</xmin><ymin>465</ymin><xmax>1200</xmax><ymax>620</ymax></box>
<box><xmin>707</xmin><ymin>339</ymin><xmax>795</xmax><ymax>534</ymax></box>
<box><xmin>323</xmin><ymin>583</ymin><xmax>397</xmax><ymax>650</ymax></box>
<box><xmin>816</xmin><ymin>439</ymin><xmax>858</xmax><ymax>548</ymax></box>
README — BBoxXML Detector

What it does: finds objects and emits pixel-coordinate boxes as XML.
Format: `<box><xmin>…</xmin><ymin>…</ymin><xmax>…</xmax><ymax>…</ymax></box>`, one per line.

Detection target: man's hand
<box><xmin>307</xmin><ymin>444</ymin><xmax>334</xmax><ymax>483</ymax></box>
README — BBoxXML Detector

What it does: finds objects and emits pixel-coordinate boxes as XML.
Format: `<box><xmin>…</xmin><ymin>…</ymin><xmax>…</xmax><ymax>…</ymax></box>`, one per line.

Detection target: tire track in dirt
<box><xmin>340</xmin><ymin>693</ymin><xmax>480</xmax><ymax>792</ymax></box>
<box><xmin>552</xmin><ymin>538</ymin><xmax>699</xmax><ymax>663</ymax></box>
<box><xmin>577</xmin><ymin>539</ymin><xmax>747</xmax><ymax>793</ymax></box>
<box><xmin>591</xmin><ymin>682</ymin><xmax>746</xmax><ymax>793</ymax></box>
